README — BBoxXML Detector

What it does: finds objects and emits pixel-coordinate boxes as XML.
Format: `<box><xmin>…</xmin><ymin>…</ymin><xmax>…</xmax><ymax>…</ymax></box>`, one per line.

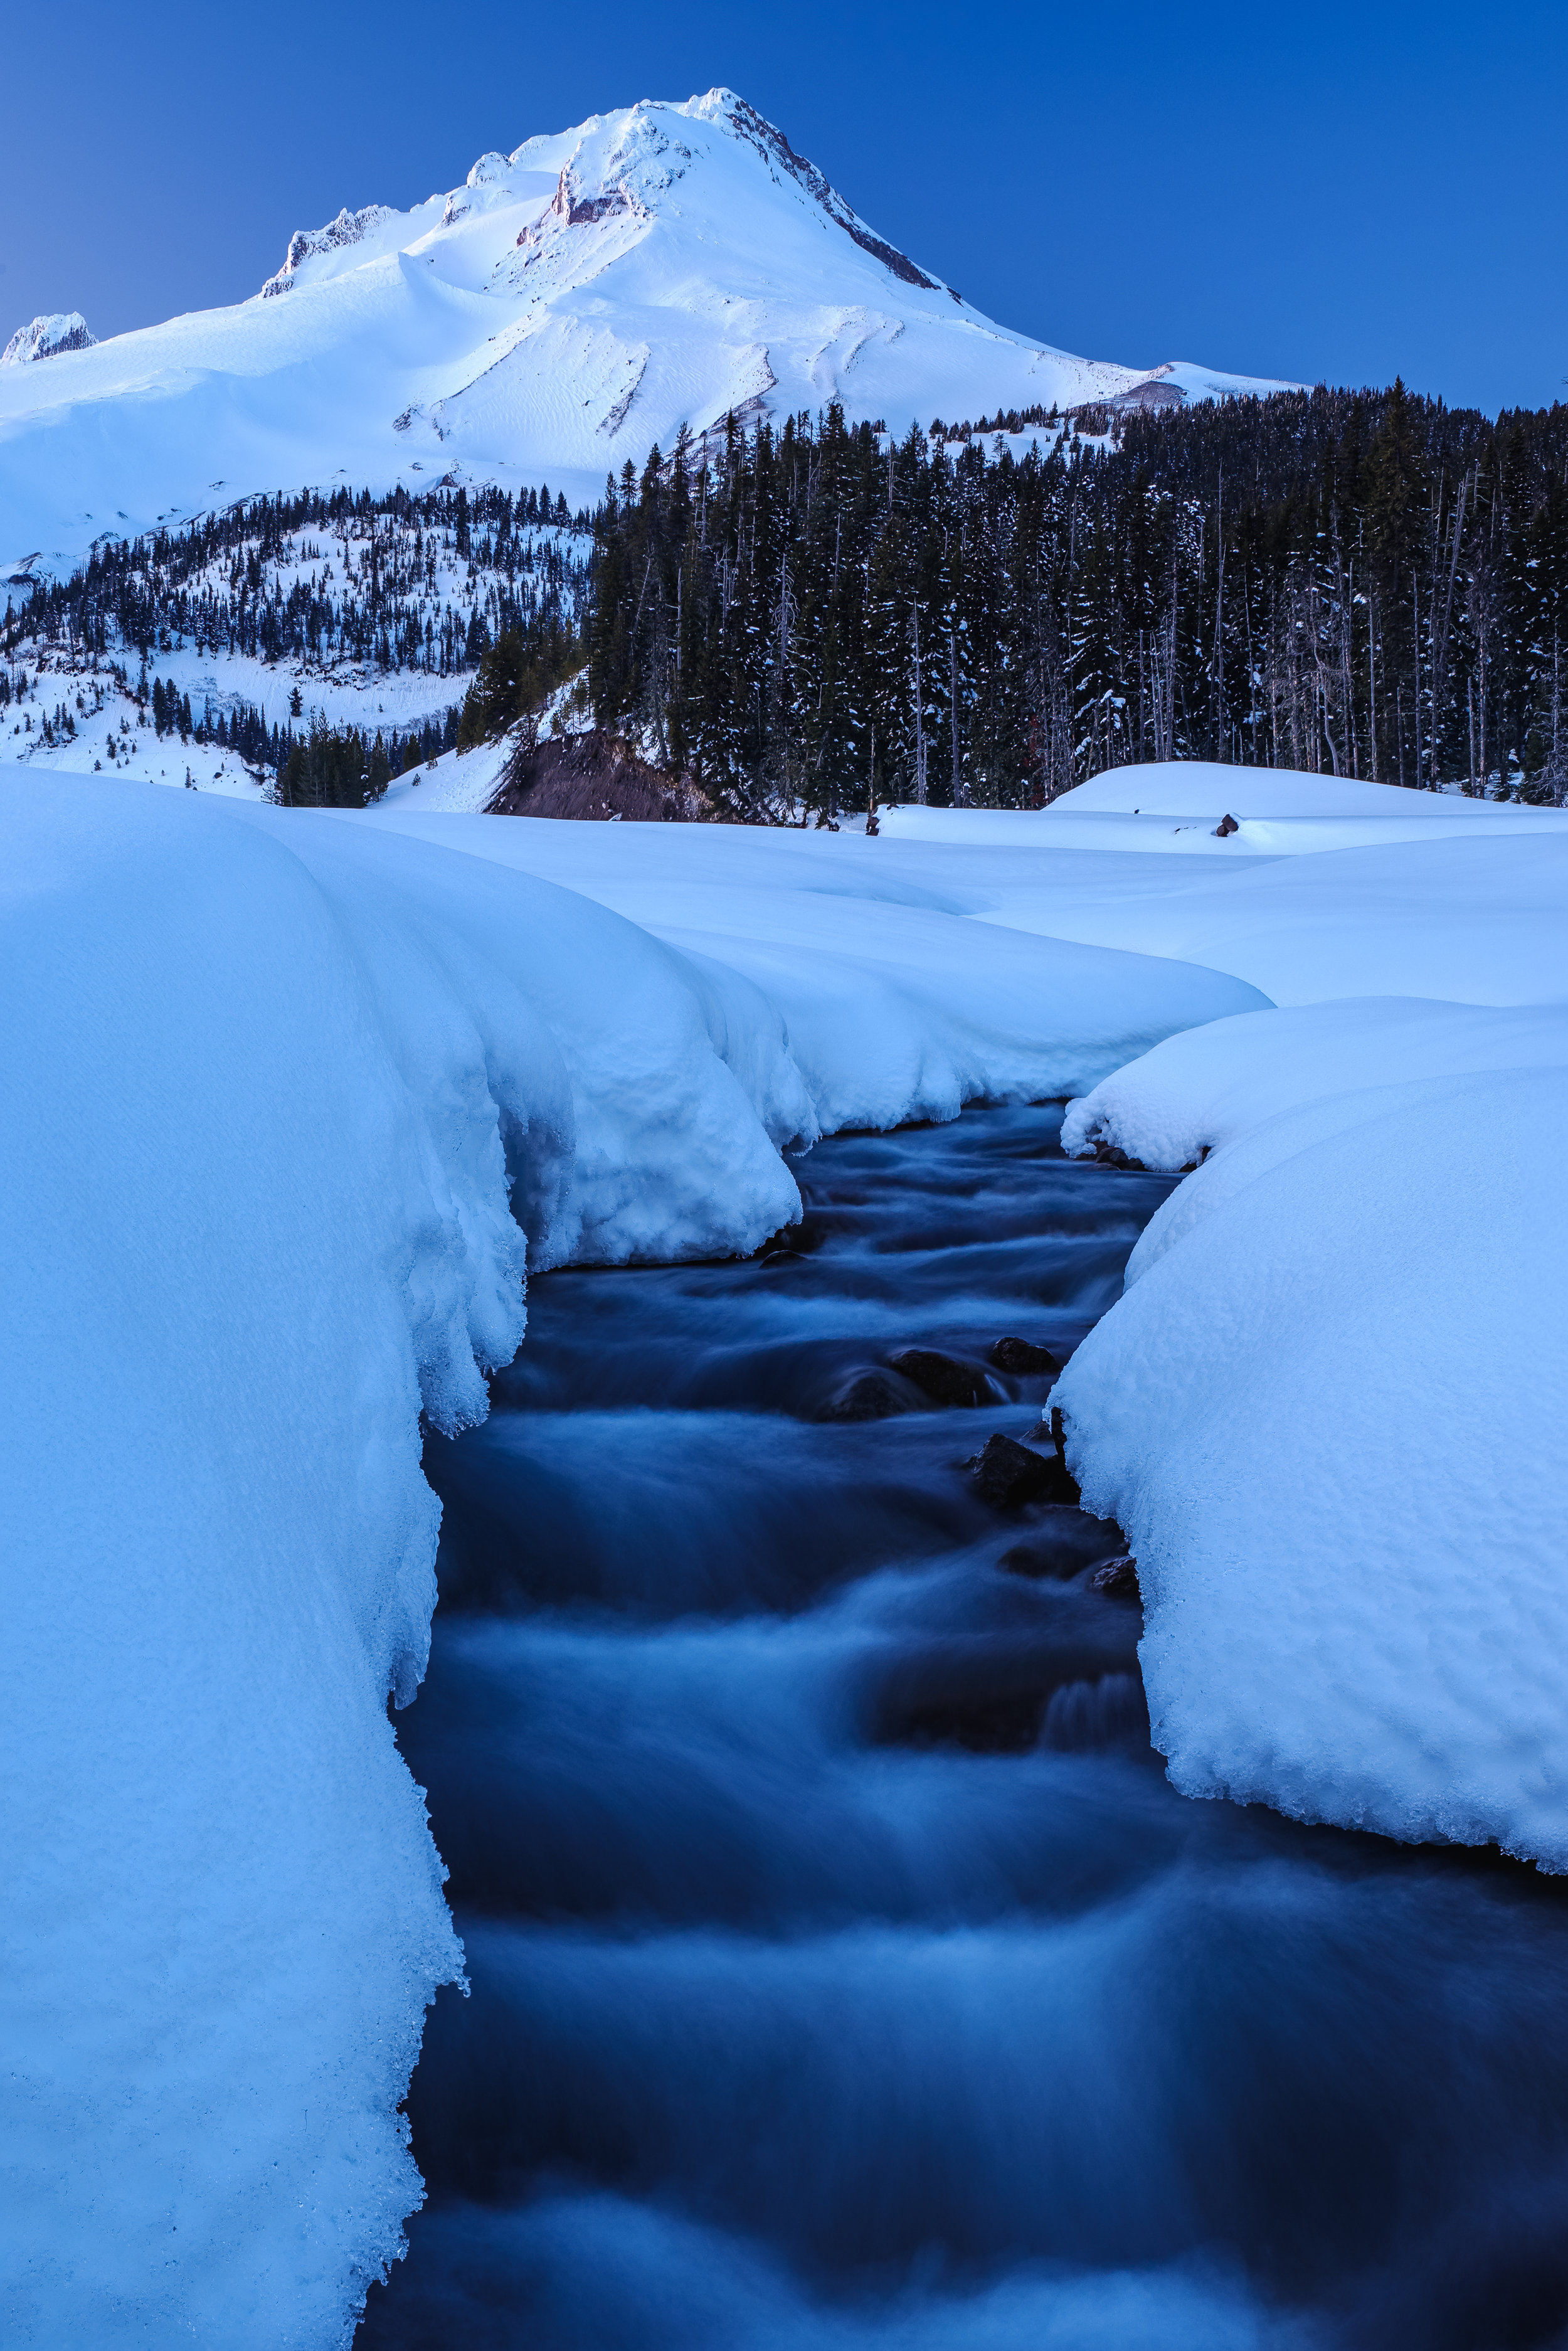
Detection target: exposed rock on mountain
<box><xmin>1</xmin><ymin>311</ymin><xmax>97</xmax><ymax>366</ymax></box>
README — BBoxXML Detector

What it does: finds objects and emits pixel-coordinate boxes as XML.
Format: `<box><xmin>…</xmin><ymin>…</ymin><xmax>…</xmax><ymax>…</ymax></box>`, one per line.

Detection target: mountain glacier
<box><xmin>0</xmin><ymin>90</ymin><xmax>1290</xmax><ymax>580</ymax></box>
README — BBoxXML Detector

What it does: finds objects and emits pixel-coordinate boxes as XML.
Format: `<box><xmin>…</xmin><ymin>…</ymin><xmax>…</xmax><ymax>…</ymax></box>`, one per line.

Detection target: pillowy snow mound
<box><xmin>1044</xmin><ymin>760</ymin><xmax>1539</xmax><ymax>821</ymax></box>
<box><xmin>362</xmin><ymin>809</ymin><xmax>1272</xmax><ymax>1125</ymax></box>
<box><xmin>1055</xmin><ymin>1044</ymin><xmax>1568</xmax><ymax>1871</ymax></box>
<box><xmin>0</xmin><ymin>779</ymin><xmax>811</xmax><ymax>2347</ymax></box>
<box><xmin>1061</xmin><ymin>997</ymin><xmax>1568</xmax><ymax>1170</ymax></box>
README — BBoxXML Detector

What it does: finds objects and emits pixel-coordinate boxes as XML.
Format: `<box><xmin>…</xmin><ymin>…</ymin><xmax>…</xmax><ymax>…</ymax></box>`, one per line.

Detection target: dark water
<box><xmin>361</xmin><ymin>1108</ymin><xmax>1568</xmax><ymax>2351</ymax></box>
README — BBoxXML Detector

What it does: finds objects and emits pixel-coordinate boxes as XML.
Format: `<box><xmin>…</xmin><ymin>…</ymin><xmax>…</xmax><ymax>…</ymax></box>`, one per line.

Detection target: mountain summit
<box><xmin>0</xmin><ymin>90</ymin><xmax>1290</xmax><ymax>576</ymax></box>
<box><xmin>1</xmin><ymin>312</ymin><xmax>96</xmax><ymax>367</ymax></box>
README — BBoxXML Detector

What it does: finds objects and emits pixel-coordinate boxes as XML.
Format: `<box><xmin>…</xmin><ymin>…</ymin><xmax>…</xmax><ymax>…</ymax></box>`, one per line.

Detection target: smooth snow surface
<box><xmin>956</xmin><ymin>830</ymin><xmax>1568</xmax><ymax>1004</ymax></box>
<box><xmin>0</xmin><ymin>91</ymin><xmax>1291</xmax><ymax>578</ymax></box>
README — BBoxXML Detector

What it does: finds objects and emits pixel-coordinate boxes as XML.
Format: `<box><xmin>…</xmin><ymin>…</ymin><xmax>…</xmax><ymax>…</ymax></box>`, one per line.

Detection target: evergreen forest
<box><xmin>588</xmin><ymin>385</ymin><xmax>1568</xmax><ymax>817</ymax></box>
<box><xmin>8</xmin><ymin>381</ymin><xmax>1568</xmax><ymax>815</ymax></box>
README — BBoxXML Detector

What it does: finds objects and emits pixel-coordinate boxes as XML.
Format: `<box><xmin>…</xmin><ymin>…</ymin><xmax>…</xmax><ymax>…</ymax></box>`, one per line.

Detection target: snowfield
<box><xmin>0</xmin><ymin>90</ymin><xmax>1291</xmax><ymax>581</ymax></box>
<box><xmin>6</xmin><ymin>753</ymin><xmax>1568</xmax><ymax>2342</ymax></box>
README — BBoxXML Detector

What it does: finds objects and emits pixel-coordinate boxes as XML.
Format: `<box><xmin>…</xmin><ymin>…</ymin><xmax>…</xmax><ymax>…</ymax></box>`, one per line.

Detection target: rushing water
<box><xmin>361</xmin><ymin>1108</ymin><xmax>1568</xmax><ymax>2351</ymax></box>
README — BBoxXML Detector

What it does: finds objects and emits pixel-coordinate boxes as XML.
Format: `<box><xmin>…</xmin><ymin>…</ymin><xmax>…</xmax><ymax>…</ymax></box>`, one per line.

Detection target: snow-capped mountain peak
<box><xmin>0</xmin><ymin>90</ymin><xmax>1296</xmax><ymax>577</ymax></box>
<box><xmin>1</xmin><ymin>310</ymin><xmax>97</xmax><ymax>366</ymax></box>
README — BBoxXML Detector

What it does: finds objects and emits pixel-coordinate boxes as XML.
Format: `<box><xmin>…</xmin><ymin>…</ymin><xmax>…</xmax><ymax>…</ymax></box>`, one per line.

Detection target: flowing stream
<box><xmin>361</xmin><ymin>1106</ymin><xmax>1568</xmax><ymax>2351</ymax></box>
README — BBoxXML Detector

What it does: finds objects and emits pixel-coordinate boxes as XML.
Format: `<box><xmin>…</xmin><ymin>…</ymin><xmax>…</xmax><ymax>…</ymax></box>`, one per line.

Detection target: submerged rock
<box><xmin>887</xmin><ymin>1347</ymin><xmax>992</xmax><ymax>1407</ymax></box>
<box><xmin>970</xmin><ymin>1433</ymin><xmax>1079</xmax><ymax>1509</ymax></box>
<box><xmin>990</xmin><ymin>1335</ymin><xmax>1061</xmax><ymax>1376</ymax></box>
<box><xmin>999</xmin><ymin>1509</ymin><xmax>1127</xmax><ymax>1580</ymax></box>
<box><xmin>1090</xmin><ymin>1556</ymin><xmax>1142</xmax><ymax>1603</ymax></box>
<box><xmin>999</xmin><ymin>1539</ymin><xmax>1080</xmax><ymax>1581</ymax></box>
<box><xmin>821</xmin><ymin>1368</ymin><xmax>914</xmax><ymax>1421</ymax></box>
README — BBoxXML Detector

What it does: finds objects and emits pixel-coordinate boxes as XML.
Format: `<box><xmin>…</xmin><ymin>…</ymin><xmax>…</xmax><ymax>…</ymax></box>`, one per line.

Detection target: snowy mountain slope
<box><xmin>0</xmin><ymin>90</ymin><xmax>1293</xmax><ymax>580</ymax></box>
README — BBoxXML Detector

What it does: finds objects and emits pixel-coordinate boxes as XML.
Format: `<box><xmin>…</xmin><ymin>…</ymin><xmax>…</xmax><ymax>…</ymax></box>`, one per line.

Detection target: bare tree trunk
<box><xmin>911</xmin><ymin>604</ymin><xmax>927</xmax><ymax>804</ymax></box>
<box><xmin>1214</xmin><ymin>468</ymin><xmax>1225</xmax><ymax>759</ymax></box>
<box><xmin>949</xmin><ymin>625</ymin><xmax>963</xmax><ymax>802</ymax></box>
<box><xmin>1367</xmin><ymin>593</ymin><xmax>1379</xmax><ymax>782</ymax></box>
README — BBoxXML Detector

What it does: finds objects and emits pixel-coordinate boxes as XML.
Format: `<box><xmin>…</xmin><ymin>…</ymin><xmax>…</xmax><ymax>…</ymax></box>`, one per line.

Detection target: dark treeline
<box><xmin>456</xmin><ymin>617</ymin><xmax>587</xmax><ymax>748</ymax></box>
<box><xmin>6</xmin><ymin>480</ymin><xmax>590</xmax><ymax>679</ymax></box>
<box><xmin>590</xmin><ymin>386</ymin><xmax>1568</xmax><ymax>818</ymax></box>
<box><xmin>277</xmin><ymin>721</ymin><xmax>428</xmax><ymax>808</ymax></box>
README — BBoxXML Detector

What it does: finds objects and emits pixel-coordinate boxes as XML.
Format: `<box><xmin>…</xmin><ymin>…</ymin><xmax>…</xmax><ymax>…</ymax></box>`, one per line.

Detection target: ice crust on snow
<box><xmin>4</xmin><ymin>772</ymin><xmax>1269</xmax><ymax>2347</ymax></box>
<box><xmin>0</xmin><ymin>92</ymin><xmax>1292</xmax><ymax>577</ymax></box>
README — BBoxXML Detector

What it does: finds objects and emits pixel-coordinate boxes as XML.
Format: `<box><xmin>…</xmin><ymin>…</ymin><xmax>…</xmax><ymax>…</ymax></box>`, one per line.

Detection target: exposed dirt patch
<box><xmin>485</xmin><ymin>730</ymin><xmax>712</xmax><ymax>822</ymax></box>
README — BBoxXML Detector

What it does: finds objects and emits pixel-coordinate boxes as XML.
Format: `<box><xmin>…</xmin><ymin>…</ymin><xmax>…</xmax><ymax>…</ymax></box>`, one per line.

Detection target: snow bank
<box><xmin>881</xmin><ymin>767</ymin><xmax>1568</xmax><ymax>861</ymax></box>
<box><xmin>1055</xmin><ymin>1066</ymin><xmax>1568</xmax><ymax>1868</ymax></box>
<box><xmin>3</xmin><ymin>784</ymin><xmax>475</xmax><ymax>2348</ymax></box>
<box><xmin>1051</xmin><ymin>932</ymin><xmax>1568</xmax><ymax>1869</ymax></box>
<box><xmin>361</xmin><ymin>809</ymin><xmax>1271</xmax><ymax>1127</ymax></box>
<box><xmin>1061</xmin><ymin>997</ymin><xmax>1568</xmax><ymax>1170</ymax></box>
<box><xmin>0</xmin><ymin>778</ymin><xmax>817</xmax><ymax>2347</ymax></box>
<box><xmin>1044</xmin><ymin>760</ymin><xmax>1522</xmax><ymax>819</ymax></box>
<box><xmin>240</xmin><ymin>809</ymin><xmax>811</xmax><ymax>1263</ymax></box>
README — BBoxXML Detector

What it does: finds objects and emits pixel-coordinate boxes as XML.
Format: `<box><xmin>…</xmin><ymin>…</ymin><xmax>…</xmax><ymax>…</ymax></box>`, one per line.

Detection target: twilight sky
<box><xmin>3</xmin><ymin>0</ymin><xmax>1563</xmax><ymax>414</ymax></box>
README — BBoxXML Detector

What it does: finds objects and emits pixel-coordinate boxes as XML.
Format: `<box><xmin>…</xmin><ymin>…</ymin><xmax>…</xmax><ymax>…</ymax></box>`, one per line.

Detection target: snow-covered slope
<box><xmin>0</xmin><ymin>90</ymin><xmax>1292</xmax><ymax>580</ymax></box>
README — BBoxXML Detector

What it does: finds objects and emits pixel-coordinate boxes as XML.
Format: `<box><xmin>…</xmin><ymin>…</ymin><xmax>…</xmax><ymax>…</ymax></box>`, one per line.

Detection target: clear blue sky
<box><xmin>4</xmin><ymin>0</ymin><xmax>1563</xmax><ymax>414</ymax></box>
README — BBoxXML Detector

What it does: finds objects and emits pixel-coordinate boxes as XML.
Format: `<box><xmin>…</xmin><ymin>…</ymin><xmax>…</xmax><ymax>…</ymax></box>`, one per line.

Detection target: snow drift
<box><xmin>360</xmin><ymin>805</ymin><xmax>1271</xmax><ymax>1129</ymax></box>
<box><xmin>1051</xmin><ymin>906</ymin><xmax>1568</xmax><ymax>1872</ymax></box>
<box><xmin>1056</xmin><ymin>1066</ymin><xmax>1568</xmax><ymax>1867</ymax></box>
